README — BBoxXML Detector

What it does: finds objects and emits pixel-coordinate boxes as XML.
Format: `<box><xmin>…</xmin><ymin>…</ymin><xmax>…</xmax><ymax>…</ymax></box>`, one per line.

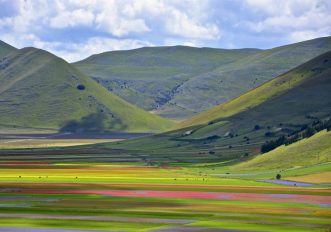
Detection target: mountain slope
<box><xmin>74</xmin><ymin>46</ymin><xmax>260</xmax><ymax>119</ymax></box>
<box><xmin>74</xmin><ymin>37</ymin><xmax>331</xmax><ymax>119</ymax></box>
<box><xmin>0</xmin><ymin>40</ymin><xmax>17</xmax><ymax>59</ymax></box>
<box><xmin>234</xmin><ymin>129</ymin><xmax>331</xmax><ymax>170</ymax></box>
<box><xmin>177</xmin><ymin>50</ymin><xmax>331</xmax><ymax>128</ymax></box>
<box><xmin>98</xmin><ymin>51</ymin><xmax>331</xmax><ymax>165</ymax></box>
<box><xmin>0</xmin><ymin>47</ymin><xmax>174</xmax><ymax>132</ymax></box>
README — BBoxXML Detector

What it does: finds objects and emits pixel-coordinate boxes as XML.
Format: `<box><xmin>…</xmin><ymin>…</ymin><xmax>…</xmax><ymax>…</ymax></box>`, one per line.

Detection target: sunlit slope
<box><xmin>74</xmin><ymin>37</ymin><xmax>331</xmax><ymax>119</ymax></box>
<box><xmin>178</xmin><ymin>50</ymin><xmax>331</xmax><ymax>128</ymax></box>
<box><xmin>234</xmin><ymin>129</ymin><xmax>331</xmax><ymax>170</ymax></box>
<box><xmin>0</xmin><ymin>40</ymin><xmax>17</xmax><ymax>59</ymax></box>
<box><xmin>0</xmin><ymin>47</ymin><xmax>174</xmax><ymax>132</ymax></box>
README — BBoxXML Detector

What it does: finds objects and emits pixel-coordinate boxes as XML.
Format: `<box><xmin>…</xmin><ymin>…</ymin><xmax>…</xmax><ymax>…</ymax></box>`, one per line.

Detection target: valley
<box><xmin>0</xmin><ymin>36</ymin><xmax>330</xmax><ymax>231</ymax></box>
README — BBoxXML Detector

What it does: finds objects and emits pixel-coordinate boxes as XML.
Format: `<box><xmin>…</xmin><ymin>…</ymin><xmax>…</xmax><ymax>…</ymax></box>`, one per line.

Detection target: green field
<box><xmin>0</xmin><ymin>156</ymin><xmax>330</xmax><ymax>232</ymax></box>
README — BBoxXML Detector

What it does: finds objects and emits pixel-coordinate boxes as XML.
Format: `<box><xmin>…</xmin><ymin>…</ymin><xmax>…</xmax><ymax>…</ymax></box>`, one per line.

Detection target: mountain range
<box><xmin>0</xmin><ymin>37</ymin><xmax>330</xmax><ymax>134</ymax></box>
<box><xmin>74</xmin><ymin>36</ymin><xmax>331</xmax><ymax>119</ymax></box>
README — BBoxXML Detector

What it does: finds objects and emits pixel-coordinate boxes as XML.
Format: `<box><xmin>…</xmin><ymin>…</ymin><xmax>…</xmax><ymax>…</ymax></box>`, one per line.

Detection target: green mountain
<box><xmin>0</xmin><ymin>46</ymin><xmax>174</xmax><ymax>132</ymax></box>
<box><xmin>0</xmin><ymin>40</ymin><xmax>17</xmax><ymax>59</ymax></box>
<box><xmin>74</xmin><ymin>37</ymin><xmax>331</xmax><ymax>119</ymax></box>
<box><xmin>99</xmin><ymin>51</ymin><xmax>331</xmax><ymax>165</ymax></box>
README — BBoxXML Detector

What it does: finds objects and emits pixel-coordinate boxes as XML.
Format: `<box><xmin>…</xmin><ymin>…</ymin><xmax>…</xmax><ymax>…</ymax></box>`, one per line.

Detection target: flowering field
<box><xmin>0</xmin><ymin>162</ymin><xmax>330</xmax><ymax>231</ymax></box>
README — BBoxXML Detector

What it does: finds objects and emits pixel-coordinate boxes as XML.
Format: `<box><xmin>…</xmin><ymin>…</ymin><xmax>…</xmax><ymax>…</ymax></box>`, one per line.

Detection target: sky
<box><xmin>0</xmin><ymin>0</ymin><xmax>330</xmax><ymax>62</ymax></box>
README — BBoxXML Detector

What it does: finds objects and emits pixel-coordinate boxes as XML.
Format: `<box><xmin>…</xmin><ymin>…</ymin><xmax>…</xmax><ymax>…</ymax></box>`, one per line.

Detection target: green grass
<box><xmin>0</xmin><ymin>47</ymin><xmax>174</xmax><ymax>132</ymax></box>
<box><xmin>234</xmin><ymin>130</ymin><xmax>331</xmax><ymax>170</ymax></box>
<box><xmin>0</xmin><ymin>138</ymin><xmax>116</xmax><ymax>149</ymax></box>
<box><xmin>189</xmin><ymin>220</ymin><xmax>322</xmax><ymax>232</ymax></box>
<box><xmin>0</xmin><ymin>218</ymin><xmax>166</xmax><ymax>231</ymax></box>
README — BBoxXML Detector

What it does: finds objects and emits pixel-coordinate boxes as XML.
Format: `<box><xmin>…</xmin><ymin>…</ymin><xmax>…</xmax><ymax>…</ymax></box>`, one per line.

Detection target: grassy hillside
<box><xmin>234</xmin><ymin>129</ymin><xmax>331</xmax><ymax>170</ymax></box>
<box><xmin>88</xmin><ymin>50</ymin><xmax>331</xmax><ymax>165</ymax></box>
<box><xmin>0</xmin><ymin>47</ymin><xmax>174</xmax><ymax>132</ymax></box>
<box><xmin>0</xmin><ymin>40</ymin><xmax>17</xmax><ymax>59</ymax></box>
<box><xmin>74</xmin><ymin>46</ymin><xmax>260</xmax><ymax>119</ymax></box>
<box><xmin>74</xmin><ymin>37</ymin><xmax>331</xmax><ymax>119</ymax></box>
<box><xmin>177</xmin><ymin>50</ymin><xmax>331</xmax><ymax>128</ymax></box>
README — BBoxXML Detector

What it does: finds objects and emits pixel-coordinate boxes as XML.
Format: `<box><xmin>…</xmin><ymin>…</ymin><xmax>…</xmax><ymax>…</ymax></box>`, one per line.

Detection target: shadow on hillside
<box><xmin>59</xmin><ymin>112</ymin><xmax>127</xmax><ymax>133</ymax></box>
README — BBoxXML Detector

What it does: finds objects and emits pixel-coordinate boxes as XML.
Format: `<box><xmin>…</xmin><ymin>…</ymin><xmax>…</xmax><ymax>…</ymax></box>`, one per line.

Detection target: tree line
<box><xmin>261</xmin><ymin>117</ymin><xmax>331</xmax><ymax>153</ymax></box>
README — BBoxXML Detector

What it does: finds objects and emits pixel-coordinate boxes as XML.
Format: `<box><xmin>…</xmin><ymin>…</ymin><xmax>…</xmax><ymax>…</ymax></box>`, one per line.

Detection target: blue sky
<box><xmin>0</xmin><ymin>0</ymin><xmax>330</xmax><ymax>62</ymax></box>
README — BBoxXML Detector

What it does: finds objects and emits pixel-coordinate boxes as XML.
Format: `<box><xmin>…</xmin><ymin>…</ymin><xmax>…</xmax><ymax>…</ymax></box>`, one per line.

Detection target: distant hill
<box><xmin>100</xmin><ymin>51</ymin><xmax>331</xmax><ymax>165</ymax></box>
<box><xmin>74</xmin><ymin>37</ymin><xmax>331</xmax><ymax>119</ymax></box>
<box><xmin>0</xmin><ymin>47</ymin><xmax>174</xmax><ymax>132</ymax></box>
<box><xmin>0</xmin><ymin>40</ymin><xmax>17</xmax><ymax>59</ymax></box>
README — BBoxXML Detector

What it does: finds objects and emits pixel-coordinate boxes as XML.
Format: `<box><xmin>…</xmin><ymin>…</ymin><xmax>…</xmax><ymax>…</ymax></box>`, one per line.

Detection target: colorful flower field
<box><xmin>0</xmin><ymin>162</ymin><xmax>330</xmax><ymax>231</ymax></box>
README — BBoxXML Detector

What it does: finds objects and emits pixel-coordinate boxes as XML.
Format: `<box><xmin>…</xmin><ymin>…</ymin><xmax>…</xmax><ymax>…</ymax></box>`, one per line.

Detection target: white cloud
<box><xmin>164</xmin><ymin>8</ymin><xmax>220</xmax><ymax>40</ymax></box>
<box><xmin>33</xmin><ymin>37</ymin><xmax>154</xmax><ymax>62</ymax></box>
<box><xmin>0</xmin><ymin>32</ymin><xmax>40</xmax><ymax>49</ymax></box>
<box><xmin>0</xmin><ymin>0</ymin><xmax>329</xmax><ymax>60</ymax></box>
<box><xmin>119</xmin><ymin>0</ymin><xmax>221</xmax><ymax>40</ymax></box>
<box><xmin>242</xmin><ymin>0</ymin><xmax>331</xmax><ymax>42</ymax></box>
<box><xmin>94</xmin><ymin>6</ymin><xmax>150</xmax><ymax>36</ymax></box>
<box><xmin>0</xmin><ymin>0</ymin><xmax>222</xmax><ymax>56</ymax></box>
<box><xmin>163</xmin><ymin>38</ymin><xmax>199</xmax><ymax>47</ymax></box>
<box><xmin>50</xmin><ymin>9</ymin><xmax>95</xmax><ymax>28</ymax></box>
<box><xmin>289</xmin><ymin>30</ymin><xmax>330</xmax><ymax>42</ymax></box>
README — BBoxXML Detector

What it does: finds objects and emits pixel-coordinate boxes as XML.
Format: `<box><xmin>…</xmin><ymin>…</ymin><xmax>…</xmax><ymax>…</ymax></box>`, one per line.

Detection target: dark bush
<box><xmin>77</xmin><ymin>84</ymin><xmax>86</xmax><ymax>90</ymax></box>
<box><xmin>208</xmin><ymin>151</ymin><xmax>215</xmax><ymax>155</ymax></box>
<box><xmin>206</xmin><ymin>135</ymin><xmax>221</xmax><ymax>140</ymax></box>
<box><xmin>254</xmin><ymin>124</ymin><xmax>261</xmax><ymax>130</ymax></box>
<box><xmin>264</xmin><ymin>131</ymin><xmax>273</xmax><ymax>137</ymax></box>
<box><xmin>276</xmin><ymin>174</ymin><xmax>281</xmax><ymax>180</ymax></box>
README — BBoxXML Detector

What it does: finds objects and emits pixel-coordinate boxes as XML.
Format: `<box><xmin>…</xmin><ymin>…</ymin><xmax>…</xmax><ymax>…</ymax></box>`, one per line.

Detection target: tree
<box><xmin>77</xmin><ymin>84</ymin><xmax>86</xmax><ymax>90</ymax></box>
<box><xmin>276</xmin><ymin>174</ymin><xmax>281</xmax><ymax>180</ymax></box>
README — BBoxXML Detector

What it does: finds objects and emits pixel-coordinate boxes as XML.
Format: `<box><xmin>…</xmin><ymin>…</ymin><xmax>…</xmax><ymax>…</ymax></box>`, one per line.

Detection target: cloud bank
<box><xmin>0</xmin><ymin>0</ymin><xmax>330</xmax><ymax>62</ymax></box>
